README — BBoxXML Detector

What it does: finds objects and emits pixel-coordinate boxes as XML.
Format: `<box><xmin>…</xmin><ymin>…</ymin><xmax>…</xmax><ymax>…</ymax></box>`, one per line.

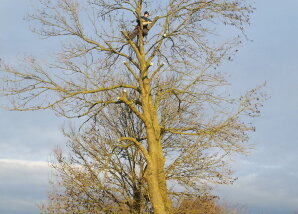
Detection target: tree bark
<box><xmin>141</xmin><ymin>78</ymin><xmax>172</xmax><ymax>214</ymax></box>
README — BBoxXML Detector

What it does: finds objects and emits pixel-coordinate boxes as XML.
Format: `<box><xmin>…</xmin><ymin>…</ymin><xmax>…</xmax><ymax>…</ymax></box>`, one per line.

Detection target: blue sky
<box><xmin>0</xmin><ymin>0</ymin><xmax>298</xmax><ymax>213</ymax></box>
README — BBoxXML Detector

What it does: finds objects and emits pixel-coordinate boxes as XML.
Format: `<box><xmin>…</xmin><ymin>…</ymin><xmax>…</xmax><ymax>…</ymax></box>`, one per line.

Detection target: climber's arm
<box><xmin>143</xmin><ymin>21</ymin><xmax>152</xmax><ymax>25</ymax></box>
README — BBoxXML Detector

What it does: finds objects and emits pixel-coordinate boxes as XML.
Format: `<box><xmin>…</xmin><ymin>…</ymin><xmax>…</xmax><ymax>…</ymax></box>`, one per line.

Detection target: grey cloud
<box><xmin>215</xmin><ymin>156</ymin><xmax>298</xmax><ymax>214</ymax></box>
<box><xmin>0</xmin><ymin>159</ymin><xmax>50</xmax><ymax>214</ymax></box>
<box><xmin>0</xmin><ymin>109</ymin><xmax>66</xmax><ymax>161</ymax></box>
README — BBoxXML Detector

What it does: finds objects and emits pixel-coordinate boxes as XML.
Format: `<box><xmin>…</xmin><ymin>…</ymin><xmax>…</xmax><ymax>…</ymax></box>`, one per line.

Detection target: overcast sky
<box><xmin>0</xmin><ymin>0</ymin><xmax>298</xmax><ymax>213</ymax></box>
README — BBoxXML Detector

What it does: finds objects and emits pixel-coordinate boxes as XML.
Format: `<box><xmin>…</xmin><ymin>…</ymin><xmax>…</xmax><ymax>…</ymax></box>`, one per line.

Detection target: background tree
<box><xmin>1</xmin><ymin>0</ymin><xmax>265</xmax><ymax>213</ymax></box>
<box><xmin>41</xmin><ymin>105</ymin><xmax>151</xmax><ymax>214</ymax></box>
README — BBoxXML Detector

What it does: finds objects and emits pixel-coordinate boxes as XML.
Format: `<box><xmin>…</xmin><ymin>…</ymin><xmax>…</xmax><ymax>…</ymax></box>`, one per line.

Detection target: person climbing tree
<box><xmin>129</xmin><ymin>11</ymin><xmax>152</xmax><ymax>40</ymax></box>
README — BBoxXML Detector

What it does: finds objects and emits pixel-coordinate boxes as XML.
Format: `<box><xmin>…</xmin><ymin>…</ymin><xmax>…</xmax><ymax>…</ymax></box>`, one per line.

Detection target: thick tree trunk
<box><xmin>144</xmin><ymin>119</ymin><xmax>172</xmax><ymax>214</ymax></box>
<box><xmin>140</xmin><ymin>78</ymin><xmax>172</xmax><ymax>214</ymax></box>
<box><xmin>145</xmin><ymin>166</ymin><xmax>167</xmax><ymax>214</ymax></box>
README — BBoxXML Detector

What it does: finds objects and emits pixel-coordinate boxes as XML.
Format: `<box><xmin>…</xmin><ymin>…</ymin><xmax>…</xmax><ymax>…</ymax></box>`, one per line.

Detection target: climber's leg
<box><xmin>129</xmin><ymin>26</ymin><xmax>139</xmax><ymax>40</ymax></box>
<box><xmin>142</xmin><ymin>28</ymin><xmax>149</xmax><ymax>37</ymax></box>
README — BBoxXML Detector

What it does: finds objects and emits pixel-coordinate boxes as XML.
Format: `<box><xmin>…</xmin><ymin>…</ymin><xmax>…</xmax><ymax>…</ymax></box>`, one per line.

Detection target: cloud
<box><xmin>215</xmin><ymin>157</ymin><xmax>298</xmax><ymax>214</ymax></box>
<box><xmin>0</xmin><ymin>159</ymin><xmax>50</xmax><ymax>214</ymax></box>
<box><xmin>0</xmin><ymin>109</ymin><xmax>66</xmax><ymax>161</ymax></box>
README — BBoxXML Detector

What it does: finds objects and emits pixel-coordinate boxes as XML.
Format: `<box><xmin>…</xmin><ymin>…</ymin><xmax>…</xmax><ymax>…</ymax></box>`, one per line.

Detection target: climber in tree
<box><xmin>129</xmin><ymin>11</ymin><xmax>152</xmax><ymax>40</ymax></box>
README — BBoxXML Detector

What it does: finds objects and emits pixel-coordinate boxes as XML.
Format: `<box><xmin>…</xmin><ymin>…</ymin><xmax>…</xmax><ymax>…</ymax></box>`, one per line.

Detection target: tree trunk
<box><xmin>141</xmin><ymin>78</ymin><xmax>172</xmax><ymax>214</ymax></box>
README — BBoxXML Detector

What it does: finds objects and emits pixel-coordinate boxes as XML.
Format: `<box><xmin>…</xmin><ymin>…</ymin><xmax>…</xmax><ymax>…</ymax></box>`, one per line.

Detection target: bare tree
<box><xmin>41</xmin><ymin>105</ymin><xmax>151</xmax><ymax>214</ymax></box>
<box><xmin>1</xmin><ymin>0</ymin><xmax>265</xmax><ymax>213</ymax></box>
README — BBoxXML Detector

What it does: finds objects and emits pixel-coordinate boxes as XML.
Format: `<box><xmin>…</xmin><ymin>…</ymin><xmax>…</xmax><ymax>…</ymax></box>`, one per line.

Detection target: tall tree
<box><xmin>1</xmin><ymin>0</ymin><xmax>265</xmax><ymax>213</ymax></box>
